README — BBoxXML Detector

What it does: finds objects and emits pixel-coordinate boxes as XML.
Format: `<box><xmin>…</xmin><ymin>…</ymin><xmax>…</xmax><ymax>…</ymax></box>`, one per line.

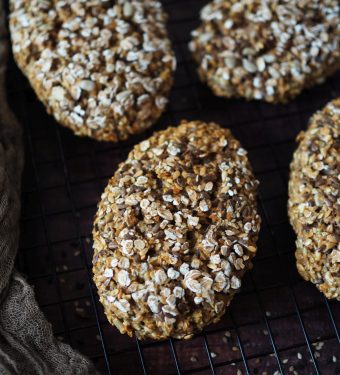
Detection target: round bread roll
<box><xmin>289</xmin><ymin>99</ymin><xmax>340</xmax><ymax>300</ymax></box>
<box><xmin>9</xmin><ymin>0</ymin><xmax>175</xmax><ymax>142</ymax></box>
<box><xmin>93</xmin><ymin>120</ymin><xmax>261</xmax><ymax>340</ymax></box>
<box><xmin>190</xmin><ymin>0</ymin><xmax>340</xmax><ymax>103</ymax></box>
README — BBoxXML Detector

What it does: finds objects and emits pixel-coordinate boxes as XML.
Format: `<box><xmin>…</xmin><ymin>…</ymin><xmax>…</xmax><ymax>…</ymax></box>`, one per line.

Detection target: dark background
<box><xmin>6</xmin><ymin>0</ymin><xmax>340</xmax><ymax>374</ymax></box>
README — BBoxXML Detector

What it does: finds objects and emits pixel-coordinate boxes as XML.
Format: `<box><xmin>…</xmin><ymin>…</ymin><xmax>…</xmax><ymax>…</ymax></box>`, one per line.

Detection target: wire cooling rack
<box><xmin>5</xmin><ymin>0</ymin><xmax>340</xmax><ymax>374</ymax></box>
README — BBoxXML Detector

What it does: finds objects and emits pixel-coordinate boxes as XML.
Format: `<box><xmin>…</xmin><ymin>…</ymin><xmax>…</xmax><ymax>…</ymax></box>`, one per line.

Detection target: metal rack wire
<box><xmin>5</xmin><ymin>0</ymin><xmax>340</xmax><ymax>374</ymax></box>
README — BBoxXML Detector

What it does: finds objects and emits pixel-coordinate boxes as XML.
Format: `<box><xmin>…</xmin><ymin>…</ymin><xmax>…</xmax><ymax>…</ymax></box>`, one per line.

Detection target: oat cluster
<box><xmin>9</xmin><ymin>0</ymin><xmax>175</xmax><ymax>142</ymax></box>
<box><xmin>93</xmin><ymin>121</ymin><xmax>261</xmax><ymax>340</ymax></box>
<box><xmin>190</xmin><ymin>0</ymin><xmax>340</xmax><ymax>103</ymax></box>
<box><xmin>289</xmin><ymin>99</ymin><xmax>340</xmax><ymax>300</ymax></box>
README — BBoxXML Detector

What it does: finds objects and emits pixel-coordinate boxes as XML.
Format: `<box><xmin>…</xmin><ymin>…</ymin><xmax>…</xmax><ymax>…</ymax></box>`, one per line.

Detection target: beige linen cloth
<box><xmin>0</xmin><ymin>4</ymin><xmax>97</xmax><ymax>374</ymax></box>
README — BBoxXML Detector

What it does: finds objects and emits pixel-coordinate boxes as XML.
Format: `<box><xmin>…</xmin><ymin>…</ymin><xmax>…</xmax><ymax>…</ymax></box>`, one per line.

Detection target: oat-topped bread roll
<box><xmin>289</xmin><ymin>99</ymin><xmax>340</xmax><ymax>300</ymax></box>
<box><xmin>93</xmin><ymin>120</ymin><xmax>261</xmax><ymax>340</ymax></box>
<box><xmin>190</xmin><ymin>0</ymin><xmax>340</xmax><ymax>103</ymax></box>
<box><xmin>9</xmin><ymin>0</ymin><xmax>175</xmax><ymax>142</ymax></box>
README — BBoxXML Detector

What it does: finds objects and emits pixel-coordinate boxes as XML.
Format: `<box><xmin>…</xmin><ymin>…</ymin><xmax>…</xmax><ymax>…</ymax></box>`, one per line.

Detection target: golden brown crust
<box><xmin>190</xmin><ymin>0</ymin><xmax>340</xmax><ymax>103</ymax></box>
<box><xmin>9</xmin><ymin>0</ymin><xmax>175</xmax><ymax>142</ymax></box>
<box><xmin>93</xmin><ymin>120</ymin><xmax>261</xmax><ymax>340</ymax></box>
<box><xmin>288</xmin><ymin>99</ymin><xmax>340</xmax><ymax>300</ymax></box>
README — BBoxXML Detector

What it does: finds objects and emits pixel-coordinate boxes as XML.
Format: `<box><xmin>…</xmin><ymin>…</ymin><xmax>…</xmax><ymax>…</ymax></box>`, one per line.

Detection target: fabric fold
<box><xmin>0</xmin><ymin>3</ymin><xmax>98</xmax><ymax>374</ymax></box>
